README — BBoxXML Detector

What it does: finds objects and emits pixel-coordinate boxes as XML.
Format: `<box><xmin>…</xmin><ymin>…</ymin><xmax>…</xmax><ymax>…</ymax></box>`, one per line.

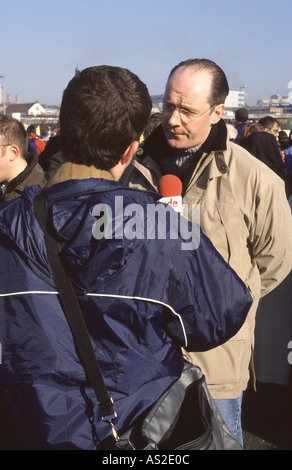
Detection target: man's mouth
<box><xmin>167</xmin><ymin>127</ymin><xmax>185</xmax><ymax>137</ymax></box>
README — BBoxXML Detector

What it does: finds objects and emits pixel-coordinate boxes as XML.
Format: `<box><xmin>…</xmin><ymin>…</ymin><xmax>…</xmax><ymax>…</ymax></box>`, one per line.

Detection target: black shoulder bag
<box><xmin>33</xmin><ymin>191</ymin><xmax>242</xmax><ymax>451</ymax></box>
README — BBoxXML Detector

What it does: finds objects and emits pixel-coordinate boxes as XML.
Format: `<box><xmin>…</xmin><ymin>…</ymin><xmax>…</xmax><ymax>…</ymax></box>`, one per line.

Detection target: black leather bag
<box><xmin>34</xmin><ymin>191</ymin><xmax>242</xmax><ymax>451</ymax></box>
<box><xmin>99</xmin><ymin>361</ymin><xmax>242</xmax><ymax>450</ymax></box>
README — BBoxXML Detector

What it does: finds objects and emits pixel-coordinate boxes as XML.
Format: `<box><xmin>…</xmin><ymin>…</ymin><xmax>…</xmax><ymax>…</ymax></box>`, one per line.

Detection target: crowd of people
<box><xmin>0</xmin><ymin>59</ymin><xmax>291</xmax><ymax>450</ymax></box>
<box><xmin>233</xmin><ymin>111</ymin><xmax>292</xmax><ymax>199</ymax></box>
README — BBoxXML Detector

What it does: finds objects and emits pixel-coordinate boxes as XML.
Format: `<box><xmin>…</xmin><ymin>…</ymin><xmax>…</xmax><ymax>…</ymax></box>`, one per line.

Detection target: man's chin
<box><xmin>165</xmin><ymin>134</ymin><xmax>186</xmax><ymax>149</ymax></box>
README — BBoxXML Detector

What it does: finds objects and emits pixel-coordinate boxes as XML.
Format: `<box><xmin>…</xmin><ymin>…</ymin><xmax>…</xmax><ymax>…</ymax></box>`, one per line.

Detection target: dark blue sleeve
<box><xmin>165</xmin><ymin>226</ymin><xmax>252</xmax><ymax>351</ymax></box>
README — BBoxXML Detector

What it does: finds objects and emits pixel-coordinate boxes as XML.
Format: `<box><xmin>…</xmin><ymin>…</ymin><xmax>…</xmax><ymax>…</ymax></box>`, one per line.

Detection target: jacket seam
<box><xmin>87</xmin><ymin>293</ymin><xmax>188</xmax><ymax>348</ymax></box>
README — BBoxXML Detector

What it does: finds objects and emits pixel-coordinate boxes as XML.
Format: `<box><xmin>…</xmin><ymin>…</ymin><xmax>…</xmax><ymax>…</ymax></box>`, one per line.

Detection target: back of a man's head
<box><xmin>27</xmin><ymin>125</ymin><xmax>37</xmax><ymax>135</ymax></box>
<box><xmin>235</xmin><ymin>108</ymin><xmax>248</xmax><ymax>123</ymax></box>
<box><xmin>0</xmin><ymin>115</ymin><xmax>28</xmax><ymax>158</ymax></box>
<box><xmin>59</xmin><ymin>65</ymin><xmax>152</xmax><ymax>170</ymax></box>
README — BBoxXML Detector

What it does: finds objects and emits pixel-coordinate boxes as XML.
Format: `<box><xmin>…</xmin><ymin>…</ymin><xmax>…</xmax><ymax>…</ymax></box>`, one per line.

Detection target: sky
<box><xmin>1</xmin><ymin>0</ymin><xmax>292</xmax><ymax>107</ymax></box>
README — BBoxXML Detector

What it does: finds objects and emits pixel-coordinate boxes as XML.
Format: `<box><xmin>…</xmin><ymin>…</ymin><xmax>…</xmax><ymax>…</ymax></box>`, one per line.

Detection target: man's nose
<box><xmin>168</xmin><ymin>108</ymin><xmax>182</xmax><ymax>126</ymax></box>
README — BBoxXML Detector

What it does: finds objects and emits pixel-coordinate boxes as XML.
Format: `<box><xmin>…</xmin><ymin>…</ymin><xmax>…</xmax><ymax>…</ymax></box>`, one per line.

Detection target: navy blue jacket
<box><xmin>0</xmin><ymin>178</ymin><xmax>252</xmax><ymax>449</ymax></box>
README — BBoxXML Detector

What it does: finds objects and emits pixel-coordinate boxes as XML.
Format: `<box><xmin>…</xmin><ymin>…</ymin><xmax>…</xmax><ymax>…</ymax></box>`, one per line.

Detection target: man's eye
<box><xmin>181</xmin><ymin>109</ymin><xmax>193</xmax><ymax>116</ymax></box>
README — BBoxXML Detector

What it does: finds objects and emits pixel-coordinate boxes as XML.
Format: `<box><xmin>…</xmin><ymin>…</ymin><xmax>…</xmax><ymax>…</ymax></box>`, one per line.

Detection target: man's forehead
<box><xmin>169</xmin><ymin>66</ymin><xmax>211</xmax><ymax>83</ymax></box>
<box><xmin>165</xmin><ymin>67</ymin><xmax>212</xmax><ymax>102</ymax></box>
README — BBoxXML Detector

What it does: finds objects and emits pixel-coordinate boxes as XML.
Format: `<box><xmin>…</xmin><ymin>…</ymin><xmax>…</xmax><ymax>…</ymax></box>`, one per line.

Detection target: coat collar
<box><xmin>2</xmin><ymin>151</ymin><xmax>38</xmax><ymax>195</ymax></box>
<box><xmin>46</xmin><ymin>162</ymin><xmax>114</xmax><ymax>188</ymax></box>
<box><xmin>133</xmin><ymin>119</ymin><xmax>230</xmax><ymax>193</ymax></box>
<box><xmin>140</xmin><ymin>119</ymin><xmax>228</xmax><ymax>163</ymax></box>
<box><xmin>45</xmin><ymin>162</ymin><xmax>160</xmax><ymax>205</ymax></box>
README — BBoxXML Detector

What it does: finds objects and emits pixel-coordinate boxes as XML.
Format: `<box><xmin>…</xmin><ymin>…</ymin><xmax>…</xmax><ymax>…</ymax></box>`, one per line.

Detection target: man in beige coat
<box><xmin>121</xmin><ymin>58</ymin><xmax>292</xmax><ymax>445</ymax></box>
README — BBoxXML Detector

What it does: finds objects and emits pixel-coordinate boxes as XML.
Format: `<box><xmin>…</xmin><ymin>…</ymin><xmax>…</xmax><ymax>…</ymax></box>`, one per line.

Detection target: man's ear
<box><xmin>211</xmin><ymin>104</ymin><xmax>225</xmax><ymax>125</ymax></box>
<box><xmin>8</xmin><ymin>144</ymin><xmax>20</xmax><ymax>162</ymax></box>
<box><xmin>120</xmin><ymin>141</ymin><xmax>139</xmax><ymax>166</ymax></box>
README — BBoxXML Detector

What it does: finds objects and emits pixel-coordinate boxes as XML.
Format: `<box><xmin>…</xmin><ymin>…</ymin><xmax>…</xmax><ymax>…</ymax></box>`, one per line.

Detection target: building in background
<box><xmin>257</xmin><ymin>94</ymin><xmax>290</xmax><ymax>107</ymax></box>
<box><xmin>6</xmin><ymin>101</ymin><xmax>46</xmax><ymax>117</ymax></box>
<box><xmin>225</xmin><ymin>89</ymin><xmax>246</xmax><ymax>109</ymax></box>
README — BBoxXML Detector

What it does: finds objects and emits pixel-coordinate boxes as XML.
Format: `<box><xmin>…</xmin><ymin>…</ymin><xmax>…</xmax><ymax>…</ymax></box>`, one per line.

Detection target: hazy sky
<box><xmin>1</xmin><ymin>0</ymin><xmax>292</xmax><ymax>106</ymax></box>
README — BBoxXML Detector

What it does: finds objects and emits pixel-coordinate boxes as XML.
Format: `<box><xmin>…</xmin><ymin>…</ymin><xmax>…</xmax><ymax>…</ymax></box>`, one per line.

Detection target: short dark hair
<box><xmin>59</xmin><ymin>65</ymin><xmax>152</xmax><ymax>170</ymax></box>
<box><xmin>0</xmin><ymin>115</ymin><xmax>28</xmax><ymax>157</ymax></box>
<box><xmin>168</xmin><ymin>58</ymin><xmax>229</xmax><ymax>106</ymax></box>
<box><xmin>235</xmin><ymin>108</ymin><xmax>248</xmax><ymax>123</ymax></box>
<box><xmin>258</xmin><ymin>116</ymin><xmax>279</xmax><ymax>130</ymax></box>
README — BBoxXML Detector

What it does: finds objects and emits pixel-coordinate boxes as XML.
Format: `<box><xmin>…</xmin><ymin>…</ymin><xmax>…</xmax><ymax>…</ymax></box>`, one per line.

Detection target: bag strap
<box><xmin>33</xmin><ymin>191</ymin><xmax>120</xmax><ymax>441</ymax></box>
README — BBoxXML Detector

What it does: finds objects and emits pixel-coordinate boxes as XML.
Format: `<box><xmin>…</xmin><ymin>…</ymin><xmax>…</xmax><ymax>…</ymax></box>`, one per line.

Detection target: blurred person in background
<box><xmin>27</xmin><ymin>124</ymin><xmax>46</xmax><ymax>156</ymax></box>
<box><xmin>0</xmin><ymin>116</ymin><xmax>46</xmax><ymax>202</ymax></box>
<box><xmin>234</xmin><ymin>107</ymin><xmax>249</xmax><ymax>143</ymax></box>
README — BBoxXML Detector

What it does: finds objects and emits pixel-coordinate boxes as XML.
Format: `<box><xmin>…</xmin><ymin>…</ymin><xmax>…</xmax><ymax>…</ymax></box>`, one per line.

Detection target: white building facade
<box><xmin>224</xmin><ymin>90</ymin><xmax>246</xmax><ymax>109</ymax></box>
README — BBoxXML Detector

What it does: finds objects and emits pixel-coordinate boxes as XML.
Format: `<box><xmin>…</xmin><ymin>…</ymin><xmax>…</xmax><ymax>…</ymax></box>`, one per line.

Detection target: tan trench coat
<box><xmin>121</xmin><ymin>124</ymin><xmax>292</xmax><ymax>399</ymax></box>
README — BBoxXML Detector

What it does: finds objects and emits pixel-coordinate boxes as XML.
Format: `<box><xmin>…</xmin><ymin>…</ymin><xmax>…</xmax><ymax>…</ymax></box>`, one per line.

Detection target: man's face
<box><xmin>162</xmin><ymin>67</ymin><xmax>224</xmax><ymax>150</ymax></box>
<box><xmin>267</xmin><ymin>124</ymin><xmax>279</xmax><ymax>138</ymax></box>
<box><xmin>0</xmin><ymin>136</ymin><xmax>11</xmax><ymax>184</ymax></box>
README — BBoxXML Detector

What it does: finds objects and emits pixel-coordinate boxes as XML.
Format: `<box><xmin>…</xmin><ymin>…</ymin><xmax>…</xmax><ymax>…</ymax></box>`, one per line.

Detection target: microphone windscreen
<box><xmin>158</xmin><ymin>174</ymin><xmax>183</xmax><ymax>197</ymax></box>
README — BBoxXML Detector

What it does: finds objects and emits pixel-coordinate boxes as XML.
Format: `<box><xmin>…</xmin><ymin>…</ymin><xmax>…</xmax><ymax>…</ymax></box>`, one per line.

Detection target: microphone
<box><xmin>158</xmin><ymin>174</ymin><xmax>183</xmax><ymax>212</ymax></box>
